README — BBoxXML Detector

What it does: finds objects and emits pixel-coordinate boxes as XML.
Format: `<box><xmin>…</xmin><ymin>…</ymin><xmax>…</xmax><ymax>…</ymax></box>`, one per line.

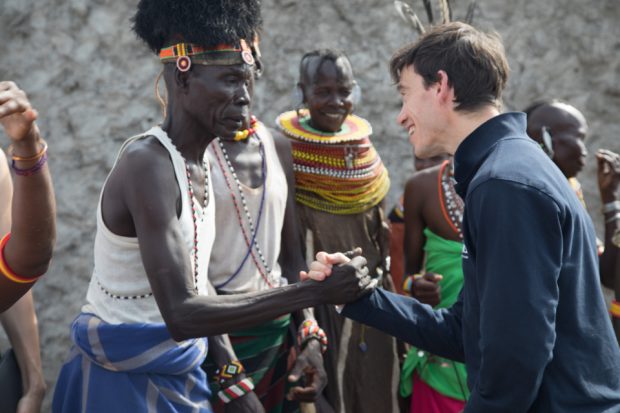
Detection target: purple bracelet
<box><xmin>11</xmin><ymin>152</ymin><xmax>48</xmax><ymax>176</ymax></box>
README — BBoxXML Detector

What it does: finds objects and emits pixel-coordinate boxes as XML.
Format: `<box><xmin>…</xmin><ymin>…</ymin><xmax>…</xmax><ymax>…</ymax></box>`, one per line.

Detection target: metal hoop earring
<box><xmin>154</xmin><ymin>69</ymin><xmax>168</xmax><ymax>120</ymax></box>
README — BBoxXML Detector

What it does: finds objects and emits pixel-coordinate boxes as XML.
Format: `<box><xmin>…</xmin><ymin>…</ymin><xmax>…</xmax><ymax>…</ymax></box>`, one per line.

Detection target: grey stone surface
<box><xmin>0</xmin><ymin>0</ymin><xmax>618</xmax><ymax>409</ymax></box>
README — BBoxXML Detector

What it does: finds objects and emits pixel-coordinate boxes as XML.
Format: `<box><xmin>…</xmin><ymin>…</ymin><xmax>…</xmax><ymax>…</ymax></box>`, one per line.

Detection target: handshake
<box><xmin>298</xmin><ymin>248</ymin><xmax>378</xmax><ymax>305</ymax></box>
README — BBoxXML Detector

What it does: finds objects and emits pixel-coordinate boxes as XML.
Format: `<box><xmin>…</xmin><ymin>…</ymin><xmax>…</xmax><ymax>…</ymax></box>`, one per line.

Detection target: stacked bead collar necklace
<box><xmin>277</xmin><ymin>109</ymin><xmax>390</xmax><ymax>215</ymax></box>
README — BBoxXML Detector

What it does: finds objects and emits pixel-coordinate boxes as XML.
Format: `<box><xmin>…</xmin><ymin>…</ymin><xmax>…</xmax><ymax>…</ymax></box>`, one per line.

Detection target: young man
<box><xmin>307</xmin><ymin>22</ymin><xmax>620</xmax><ymax>412</ymax></box>
<box><xmin>52</xmin><ymin>2</ymin><xmax>371</xmax><ymax>412</ymax></box>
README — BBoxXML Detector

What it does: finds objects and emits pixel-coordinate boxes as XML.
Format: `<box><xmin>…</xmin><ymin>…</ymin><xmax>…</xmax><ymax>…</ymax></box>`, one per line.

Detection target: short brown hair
<box><xmin>390</xmin><ymin>22</ymin><xmax>509</xmax><ymax>112</ymax></box>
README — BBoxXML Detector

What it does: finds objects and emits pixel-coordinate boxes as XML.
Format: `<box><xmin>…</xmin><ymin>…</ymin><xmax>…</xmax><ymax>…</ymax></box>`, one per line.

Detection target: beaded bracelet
<box><xmin>11</xmin><ymin>152</ymin><xmax>48</xmax><ymax>177</ymax></box>
<box><xmin>605</xmin><ymin>212</ymin><xmax>620</xmax><ymax>224</ymax></box>
<box><xmin>215</xmin><ymin>360</ymin><xmax>245</xmax><ymax>385</ymax></box>
<box><xmin>217</xmin><ymin>377</ymin><xmax>255</xmax><ymax>403</ymax></box>
<box><xmin>0</xmin><ymin>233</ymin><xmax>43</xmax><ymax>284</ymax></box>
<box><xmin>402</xmin><ymin>273</ymin><xmax>423</xmax><ymax>294</ymax></box>
<box><xmin>610</xmin><ymin>300</ymin><xmax>620</xmax><ymax>319</ymax></box>
<box><xmin>603</xmin><ymin>201</ymin><xmax>620</xmax><ymax>215</ymax></box>
<box><xmin>8</xmin><ymin>140</ymin><xmax>48</xmax><ymax>162</ymax></box>
<box><xmin>298</xmin><ymin>319</ymin><xmax>328</xmax><ymax>353</ymax></box>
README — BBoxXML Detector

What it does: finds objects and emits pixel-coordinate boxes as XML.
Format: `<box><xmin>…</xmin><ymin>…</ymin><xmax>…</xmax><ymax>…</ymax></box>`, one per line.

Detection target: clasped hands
<box><xmin>299</xmin><ymin>248</ymin><xmax>378</xmax><ymax>305</ymax></box>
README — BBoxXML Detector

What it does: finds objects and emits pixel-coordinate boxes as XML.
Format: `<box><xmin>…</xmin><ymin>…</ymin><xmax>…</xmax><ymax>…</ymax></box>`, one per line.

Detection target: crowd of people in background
<box><xmin>0</xmin><ymin>0</ymin><xmax>619</xmax><ymax>412</ymax></box>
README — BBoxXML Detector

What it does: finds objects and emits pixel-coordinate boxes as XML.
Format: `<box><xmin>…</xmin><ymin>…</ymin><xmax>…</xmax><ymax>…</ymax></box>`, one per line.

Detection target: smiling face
<box><xmin>300</xmin><ymin>56</ymin><xmax>355</xmax><ymax>133</ymax></box>
<box><xmin>184</xmin><ymin>63</ymin><xmax>254</xmax><ymax>140</ymax></box>
<box><xmin>396</xmin><ymin>66</ymin><xmax>449</xmax><ymax>159</ymax></box>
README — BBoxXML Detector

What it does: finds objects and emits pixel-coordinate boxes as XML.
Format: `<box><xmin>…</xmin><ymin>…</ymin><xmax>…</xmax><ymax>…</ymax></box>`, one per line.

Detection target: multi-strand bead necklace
<box><xmin>211</xmin><ymin>130</ymin><xmax>276</xmax><ymax>288</ymax></box>
<box><xmin>276</xmin><ymin>110</ymin><xmax>390</xmax><ymax>215</ymax></box>
<box><xmin>438</xmin><ymin>160</ymin><xmax>464</xmax><ymax>238</ymax></box>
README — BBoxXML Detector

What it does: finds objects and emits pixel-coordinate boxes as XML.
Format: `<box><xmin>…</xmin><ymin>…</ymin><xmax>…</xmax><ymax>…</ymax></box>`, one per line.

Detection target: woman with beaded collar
<box><xmin>275</xmin><ymin>50</ymin><xmax>399</xmax><ymax>413</ymax></box>
<box><xmin>52</xmin><ymin>2</ymin><xmax>373</xmax><ymax>412</ymax></box>
<box><xmin>203</xmin><ymin>39</ymin><xmax>327</xmax><ymax>413</ymax></box>
<box><xmin>399</xmin><ymin>156</ymin><xmax>469</xmax><ymax>412</ymax></box>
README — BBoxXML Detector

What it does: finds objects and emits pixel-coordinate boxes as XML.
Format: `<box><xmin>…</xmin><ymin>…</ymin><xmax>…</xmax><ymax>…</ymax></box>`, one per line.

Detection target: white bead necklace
<box><xmin>215</xmin><ymin>137</ymin><xmax>276</xmax><ymax>287</ymax></box>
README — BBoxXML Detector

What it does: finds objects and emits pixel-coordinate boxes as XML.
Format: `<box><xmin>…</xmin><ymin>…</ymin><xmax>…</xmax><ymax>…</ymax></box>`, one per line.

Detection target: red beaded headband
<box><xmin>159</xmin><ymin>39</ymin><xmax>255</xmax><ymax>72</ymax></box>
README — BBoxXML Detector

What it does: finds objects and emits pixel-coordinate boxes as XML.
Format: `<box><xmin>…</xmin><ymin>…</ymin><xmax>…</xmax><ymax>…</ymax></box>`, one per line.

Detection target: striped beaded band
<box><xmin>215</xmin><ymin>360</ymin><xmax>245</xmax><ymax>384</ymax></box>
<box><xmin>0</xmin><ymin>233</ymin><xmax>43</xmax><ymax>284</ymax></box>
<box><xmin>297</xmin><ymin>319</ymin><xmax>328</xmax><ymax>353</ymax></box>
<box><xmin>159</xmin><ymin>41</ymin><xmax>254</xmax><ymax>72</ymax></box>
<box><xmin>217</xmin><ymin>377</ymin><xmax>255</xmax><ymax>403</ymax></box>
<box><xmin>611</xmin><ymin>300</ymin><xmax>620</xmax><ymax>318</ymax></box>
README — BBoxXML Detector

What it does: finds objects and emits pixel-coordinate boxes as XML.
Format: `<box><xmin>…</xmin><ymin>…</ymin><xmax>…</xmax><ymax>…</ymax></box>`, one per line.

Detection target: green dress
<box><xmin>400</xmin><ymin>228</ymin><xmax>470</xmax><ymax>401</ymax></box>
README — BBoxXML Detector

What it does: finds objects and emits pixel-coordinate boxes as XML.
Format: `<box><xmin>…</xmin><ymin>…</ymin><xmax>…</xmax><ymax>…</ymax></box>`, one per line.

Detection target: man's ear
<box><xmin>435</xmin><ymin>70</ymin><xmax>453</xmax><ymax>104</ymax></box>
<box><xmin>174</xmin><ymin>69</ymin><xmax>190</xmax><ymax>94</ymax></box>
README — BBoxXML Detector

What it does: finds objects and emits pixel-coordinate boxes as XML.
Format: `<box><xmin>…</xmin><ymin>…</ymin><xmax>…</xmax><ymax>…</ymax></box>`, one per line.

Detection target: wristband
<box><xmin>605</xmin><ymin>213</ymin><xmax>620</xmax><ymax>224</ymax></box>
<box><xmin>0</xmin><ymin>233</ymin><xmax>43</xmax><ymax>284</ymax></box>
<box><xmin>612</xmin><ymin>227</ymin><xmax>620</xmax><ymax>248</ymax></box>
<box><xmin>602</xmin><ymin>201</ymin><xmax>620</xmax><ymax>214</ymax></box>
<box><xmin>610</xmin><ymin>300</ymin><xmax>620</xmax><ymax>319</ymax></box>
<box><xmin>8</xmin><ymin>140</ymin><xmax>48</xmax><ymax>162</ymax></box>
<box><xmin>402</xmin><ymin>273</ymin><xmax>423</xmax><ymax>294</ymax></box>
<box><xmin>217</xmin><ymin>377</ymin><xmax>255</xmax><ymax>403</ymax></box>
<box><xmin>11</xmin><ymin>152</ymin><xmax>48</xmax><ymax>176</ymax></box>
<box><xmin>298</xmin><ymin>319</ymin><xmax>328</xmax><ymax>353</ymax></box>
<box><xmin>215</xmin><ymin>360</ymin><xmax>245</xmax><ymax>385</ymax></box>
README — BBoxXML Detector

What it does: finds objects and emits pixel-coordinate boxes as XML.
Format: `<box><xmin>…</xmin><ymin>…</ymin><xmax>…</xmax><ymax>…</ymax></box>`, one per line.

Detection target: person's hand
<box><xmin>224</xmin><ymin>389</ymin><xmax>265</xmax><ymax>413</ymax></box>
<box><xmin>300</xmin><ymin>248</ymin><xmax>362</xmax><ymax>281</ymax></box>
<box><xmin>596</xmin><ymin>149</ymin><xmax>620</xmax><ymax>203</ymax></box>
<box><xmin>410</xmin><ymin>272</ymin><xmax>443</xmax><ymax>307</ymax></box>
<box><xmin>287</xmin><ymin>339</ymin><xmax>327</xmax><ymax>402</ymax></box>
<box><xmin>16</xmin><ymin>380</ymin><xmax>46</xmax><ymax>413</ymax></box>
<box><xmin>307</xmin><ymin>253</ymin><xmax>377</xmax><ymax>305</ymax></box>
<box><xmin>0</xmin><ymin>81</ymin><xmax>40</xmax><ymax>145</ymax></box>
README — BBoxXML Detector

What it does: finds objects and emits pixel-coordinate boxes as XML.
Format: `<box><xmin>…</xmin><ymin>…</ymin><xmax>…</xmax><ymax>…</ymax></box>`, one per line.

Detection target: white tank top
<box><xmin>83</xmin><ymin>126</ymin><xmax>215</xmax><ymax>324</ymax></box>
<box><xmin>207</xmin><ymin>124</ymin><xmax>287</xmax><ymax>293</ymax></box>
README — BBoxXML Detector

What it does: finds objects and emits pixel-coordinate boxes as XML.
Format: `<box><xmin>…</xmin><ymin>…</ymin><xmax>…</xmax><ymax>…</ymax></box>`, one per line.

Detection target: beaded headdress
<box><xmin>159</xmin><ymin>39</ymin><xmax>256</xmax><ymax>72</ymax></box>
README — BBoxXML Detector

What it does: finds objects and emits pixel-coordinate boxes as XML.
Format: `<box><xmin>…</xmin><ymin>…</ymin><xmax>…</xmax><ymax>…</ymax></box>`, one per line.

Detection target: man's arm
<box><xmin>0</xmin><ymin>292</ymin><xmax>46</xmax><ymax>413</ymax></box>
<box><xmin>342</xmin><ymin>288</ymin><xmax>465</xmax><ymax>361</ymax></box>
<box><xmin>108</xmin><ymin>141</ymin><xmax>367</xmax><ymax>340</ymax></box>
<box><xmin>463</xmin><ymin>180</ymin><xmax>561</xmax><ymax>412</ymax></box>
<box><xmin>0</xmin><ymin>159</ymin><xmax>46</xmax><ymax>412</ymax></box>
<box><xmin>0</xmin><ymin>82</ymin><xmax>56</xmax><ymax>312</ymax></box>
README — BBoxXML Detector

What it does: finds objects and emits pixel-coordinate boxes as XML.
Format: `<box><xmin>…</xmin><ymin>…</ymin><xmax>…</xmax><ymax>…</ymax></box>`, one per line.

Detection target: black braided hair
<box><xmin>132</xmin><ymin>0</ymin><xmax>262</xmax><ymax>53</ymax></box>
<box><xmin>299</xmin><ymin>49</ymin><xmax>351</xmax><ymax>85</ymax></box>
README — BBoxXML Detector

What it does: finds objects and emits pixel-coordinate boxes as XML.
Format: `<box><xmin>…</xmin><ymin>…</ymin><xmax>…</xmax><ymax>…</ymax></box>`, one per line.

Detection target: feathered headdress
<box><xmin>394</xmin><ymin>0</ymin><xmax>477</xmax><ymax>34</ymax></box>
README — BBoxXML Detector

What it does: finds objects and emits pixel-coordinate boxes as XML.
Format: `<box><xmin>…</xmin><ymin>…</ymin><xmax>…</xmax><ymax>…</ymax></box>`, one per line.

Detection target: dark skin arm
<box><xmin>0</xmin><ymin>82</ymin><xmax>56</xmax><ymax>313</ymax></box>
<box><xmin>101</xmin><ymin>137</ymin><xmax>367</xmax><ymax>341</ymax></box>
<box><xmin>403</xmin><ymin>166</ymin><xmax>456</xmax><ymax>307</ymax></box>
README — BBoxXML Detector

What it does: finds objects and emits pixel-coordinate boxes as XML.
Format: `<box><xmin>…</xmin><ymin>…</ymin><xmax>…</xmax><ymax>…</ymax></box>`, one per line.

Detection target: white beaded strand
<box><xmin>216</xmin><ymin>138</ymin><xmax>275</xmax><ymax>287</ymax></box>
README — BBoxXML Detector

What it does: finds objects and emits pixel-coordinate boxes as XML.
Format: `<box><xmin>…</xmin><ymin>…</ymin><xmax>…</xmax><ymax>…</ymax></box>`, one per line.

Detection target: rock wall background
<box><xmin>1</xmin><ymin>0</ymin><xmax>618</xmax><ymax>409</ymax></box>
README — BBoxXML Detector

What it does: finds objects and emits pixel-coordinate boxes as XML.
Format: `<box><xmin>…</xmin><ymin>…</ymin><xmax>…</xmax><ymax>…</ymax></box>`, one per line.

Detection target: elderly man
<box><xmin>52</xmin><ymin>1</ymin><xmax>370</xmax><ymax>412</ymax></box>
